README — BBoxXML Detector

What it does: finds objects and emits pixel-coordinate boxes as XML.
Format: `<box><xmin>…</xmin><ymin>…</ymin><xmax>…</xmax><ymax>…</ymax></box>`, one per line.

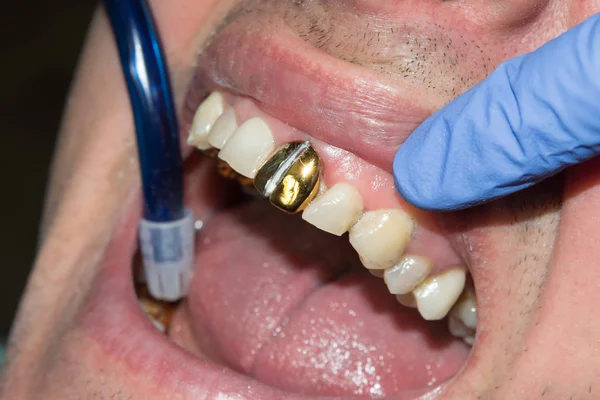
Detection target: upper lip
<box><xmin>183</xmin><ymin>15</ymin><xmax>435</xmax><ymax>172</ymax></box>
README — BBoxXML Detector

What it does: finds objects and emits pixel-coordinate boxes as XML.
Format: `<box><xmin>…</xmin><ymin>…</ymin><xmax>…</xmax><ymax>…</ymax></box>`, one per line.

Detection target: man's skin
<box><xmin>3</xmin><ymin>1</ymin><xmax>600</xmax><ymax>399</ymax></box>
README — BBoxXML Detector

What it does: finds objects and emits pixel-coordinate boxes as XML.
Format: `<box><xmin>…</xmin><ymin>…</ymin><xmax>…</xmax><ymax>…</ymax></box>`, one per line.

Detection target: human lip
<box><xmin>183</xmin><ymin>15</ymin><xmax>435</xmax><ymax>172</ymax></box>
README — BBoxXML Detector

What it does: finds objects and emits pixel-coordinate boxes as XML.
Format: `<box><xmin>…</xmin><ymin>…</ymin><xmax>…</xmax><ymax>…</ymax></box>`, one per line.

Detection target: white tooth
<box><xmin>349</xmin><ymin>210</ymin><xmax>414</xmax><ymax>270</ymax></box>
<box><xmin>302</xmin><ymin>183</ymin><xmax>364</xmax><ymax>236</ymax></box>
<box><xmin>218</xmin><ymin>117</ymin><xmax>275</xmax><ymax>178</ymax></box>
<box><xmin>451</xmin><ymin>288</ymin><xmax>477</xmax><ymax>330</ymax></box>
<box><xmin>384</xmin><ymin>254</ymin><xmax>433</xmax><ymax>295</ymax></box>
<box><xmin>447</xmin><ymin>288</ymin><xmax>477</xmax><ymax>345</ymax></box>
<box><xmin>413</xmin><ymin>268</ymin><xmax>466</xmax><ymax>321</ymax></box>
<box><xmin>208</xmin><ymin>108</ymin><xmax>238</xmax><ymax>149</ymax></box>
<box><xmin>151</xmin><ymin>319</ymin><xmax>166</xmax><ymax>333</ymax></box>
<box><xmin>139</xmin><ymin>300</ymin><xmax>166</xmax><ymax>333</ymax></box>
<box><xmin>396</xmin><ymin>293</ymin><xmax>417</xmax><ymax>308</ymax></box>
<box><xmin>448</xmin><ymin>316</ymin><xmax>475</xmax><ymax>346</ymax></box>
<box><xmin>187</xmin><ymin>92</ymin><xmax>225</xmax><ymax>149</ymax></box>
<box><xmin>448</xmin><ymin>314</ymin><xmax>470</xmax><ymax>338</ymax></box>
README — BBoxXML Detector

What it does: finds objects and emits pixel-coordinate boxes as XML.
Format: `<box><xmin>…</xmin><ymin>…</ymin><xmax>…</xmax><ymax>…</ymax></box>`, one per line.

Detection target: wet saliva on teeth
<box><xmin>139</xmin><ymin>91</ymin><xmax>478</xmax><ymax>345</ymax></box>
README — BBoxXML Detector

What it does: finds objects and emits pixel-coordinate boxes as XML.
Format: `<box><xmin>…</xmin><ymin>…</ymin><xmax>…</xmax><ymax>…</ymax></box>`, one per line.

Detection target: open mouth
<box><xmin>129</xmin><ymin>7</ymin><xmax>479</xmax><ymax>397</ymax></box>
<box><xmin>140</xmin><ymin>183</ymin><xmax>475</xmax><ymax>396</ymax></box>
<box><xmin>131</xmin><ymin>137</ymin><xmax>475</xmax><ymax>399</ymax></box>
<box><xmin>72</xmin><ymin>2</ymin><xmax>564</xmax><ymax>399</ymax></box>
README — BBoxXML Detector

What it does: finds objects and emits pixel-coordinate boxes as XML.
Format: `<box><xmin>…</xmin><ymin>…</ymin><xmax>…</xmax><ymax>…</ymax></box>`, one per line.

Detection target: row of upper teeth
<box><xmin>186</xmin><ymin>92</ymin><xmax>477</xmax><ymax>344</ymax></box>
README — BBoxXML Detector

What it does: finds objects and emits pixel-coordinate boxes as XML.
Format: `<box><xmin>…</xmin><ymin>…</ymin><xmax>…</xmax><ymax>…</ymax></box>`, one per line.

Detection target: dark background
<box><xmin>1</xmin><ymin>3</ymin><xmax>96</xmax><ymax>338</ymax></box>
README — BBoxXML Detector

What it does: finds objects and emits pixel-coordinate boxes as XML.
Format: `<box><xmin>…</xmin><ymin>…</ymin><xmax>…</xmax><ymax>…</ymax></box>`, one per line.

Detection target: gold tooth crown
<box><xmin>204</xmin><ymin>141</ymin><xmax>322</xmax><ymax>212</ymax></box>
<box><xmin>254</xmin><ymin>141</ymin><xmax>321</xmax><ymax>213</ymax></box>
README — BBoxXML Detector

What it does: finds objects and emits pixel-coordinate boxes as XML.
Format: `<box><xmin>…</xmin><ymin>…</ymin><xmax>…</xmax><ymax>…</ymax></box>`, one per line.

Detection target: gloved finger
<box><xmin>393</xmin><ymin>13</ymin><xmax>600</xmax><ymax>211</ymax></box>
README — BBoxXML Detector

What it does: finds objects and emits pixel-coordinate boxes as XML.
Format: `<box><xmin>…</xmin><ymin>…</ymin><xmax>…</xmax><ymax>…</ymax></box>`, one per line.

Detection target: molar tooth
<box><xmin>301</xmin><ymin>183</ymin><xmax>363</xmax><ymax>235</ymax></box>
<box><xmin>254</xmin><ymin>141</ymin><xmax>321</xmax><ymax>213</ymax></box>
<box><xmin>208</xmin><ymin>108</ymin><xmax>238</xmax><ymax>149</ymax></box>
<box><xmin>463</xmin><ymin>336</ymin><xmax>475</xmax><ymax>346</ymax></box>
<box><xmin>384</xmin><ymin>255</ymin><xmax>433</xmax><ymax>295</ymax></box>
<box><xmin>450</xmin><ymin>287</ymin><xmax>477</xmax><ymax>330</ymax></box>
<box><xmin>137</xmin><ymin>284</ymin><xmax>176</xmax><ymax>333</ymax></box>
<box><xmin>187</xmin><ymin>92</ymin><xmax>225</xmax><ymax>149</ymax></box>
<box><xmin>349</xmin><ymin>210</ymin><xmax>414</xmax><ymax>270</ymax></box>
<box><xmin>448</xmin><ymin>315</ymin><xmax>476</xmax><ymax>346</ymax></box>
<box><xmin>413</xmin><ymin>268</ymin><xmax>466</xmax><ymax>321</ymax></box>
<box><xmin>218</xmin><ymin>117</ymin><xmax>275</xmax><ymax>178</ymax></box>
<box><xmin>448</xmin><ymin>314</ymin><xmax>470</xmax><ymax>338</ymax></box>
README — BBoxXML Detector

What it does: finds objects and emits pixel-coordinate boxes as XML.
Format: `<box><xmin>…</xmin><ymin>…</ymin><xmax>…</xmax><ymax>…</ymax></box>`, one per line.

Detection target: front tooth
<box><xmin>218</xmin><ymin>117</ymin><xmax>275</xmax><ymax>178</ymax></box>
<box><xmin>384</xmin><ymin>255</ymin><xmax>433</xmax><ymax>295</ymax></box>
<box><xmin>413</xmin><ymin>268</ymin><xmax>466</xmax><ymax>321</ymax></box>
<box><xmin>254</xmin><ymin>141</ymin><xmax>321</xmax><ymax>213</ymax></box>
<box><xmin>301</xmin><ymin>183</ymin><xmax>363</xmax><ymax>235</ymax></box>
<box><xmin>187</xmin><ymin>92</ymin><xmax>225</xmax><ymax>149</ymax></box>
<box><xmin>208</xmin><ymin>108</ymin><xmax>238</xmax><ymax>149</ymax></box>
<box><xmin>349</xmin><ymin>210</ymin><xmax>414</xmax><ymax>270</ymax></box>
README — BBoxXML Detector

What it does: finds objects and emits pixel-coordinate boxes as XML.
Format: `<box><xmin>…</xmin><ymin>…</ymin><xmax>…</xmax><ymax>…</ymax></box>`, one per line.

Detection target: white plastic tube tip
<box><xmin>139</xmin><ymin>208</ymin><xmax>195</xmax><ymax>301</ymax></box>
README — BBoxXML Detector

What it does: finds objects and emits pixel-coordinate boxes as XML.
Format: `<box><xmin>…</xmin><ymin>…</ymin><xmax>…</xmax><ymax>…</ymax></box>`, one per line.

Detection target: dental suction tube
<box><xmin>104</xmin><ymin>0</ymin><xmax>194</xmax><ymax>301</ymax></box>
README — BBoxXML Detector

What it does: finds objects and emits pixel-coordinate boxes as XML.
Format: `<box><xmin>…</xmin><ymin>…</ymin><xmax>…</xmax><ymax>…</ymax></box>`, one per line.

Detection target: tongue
<box><xmin>185</xmin><ymin>201</ymin><xmax>468</xmax><ymax>397</ymax></box>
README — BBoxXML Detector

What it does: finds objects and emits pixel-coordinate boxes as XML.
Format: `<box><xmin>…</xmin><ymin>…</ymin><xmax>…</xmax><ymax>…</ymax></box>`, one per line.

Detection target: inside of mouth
<box><xmin>135</xmin><ymin>153</ymin><xmax>473</xmax><ymax>398</ymax></box>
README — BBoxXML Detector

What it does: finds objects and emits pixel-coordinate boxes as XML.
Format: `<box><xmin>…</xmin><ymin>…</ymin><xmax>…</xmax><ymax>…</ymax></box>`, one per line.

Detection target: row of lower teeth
<box><xmin>447</xmin><ymin>287</ymin><xmax>477</xmax><ymax>345</ymax></box>
<box><xmin>178</xmin><ymin>91</ymin><xmax>478</xmax><ymax>345</ymax></box>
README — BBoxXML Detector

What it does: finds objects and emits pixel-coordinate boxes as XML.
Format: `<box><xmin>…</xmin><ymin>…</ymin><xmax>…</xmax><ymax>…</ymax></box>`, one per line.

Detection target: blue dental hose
<box><xmin>104</xmin><ymin>0</ymin><xmax>194</xmax><ymax>301</ymax></box>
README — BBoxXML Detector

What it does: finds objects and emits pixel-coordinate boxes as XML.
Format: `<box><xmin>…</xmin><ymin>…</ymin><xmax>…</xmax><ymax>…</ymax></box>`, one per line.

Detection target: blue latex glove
<box><xmin>393</xmin><ymin>13</ymin><xmax>600</xmax><ymax>211</ymax></box>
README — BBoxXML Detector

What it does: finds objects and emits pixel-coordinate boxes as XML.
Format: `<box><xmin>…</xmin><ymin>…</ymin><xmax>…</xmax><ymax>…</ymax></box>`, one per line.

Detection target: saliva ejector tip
<box><xmin>139</xmin><ymin>208</ymin><xmax>195</xmax><ymax>301</ymax></box>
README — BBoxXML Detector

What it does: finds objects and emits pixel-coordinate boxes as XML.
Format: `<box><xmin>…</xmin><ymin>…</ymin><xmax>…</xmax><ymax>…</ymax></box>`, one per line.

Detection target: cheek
<box><xmin>439</xmin><ymin>177</ymin><xmax>563</xmax><ymax>317</ymax></box>
<box><xmin>149</xmin><ymin>0</ymin><xmax>237</xmax><ymax>65</ymax></box>
<box><xmin>143</xmin><ymin>0</ymin><xmax>241</xmax><ymax>120</ymax></box>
